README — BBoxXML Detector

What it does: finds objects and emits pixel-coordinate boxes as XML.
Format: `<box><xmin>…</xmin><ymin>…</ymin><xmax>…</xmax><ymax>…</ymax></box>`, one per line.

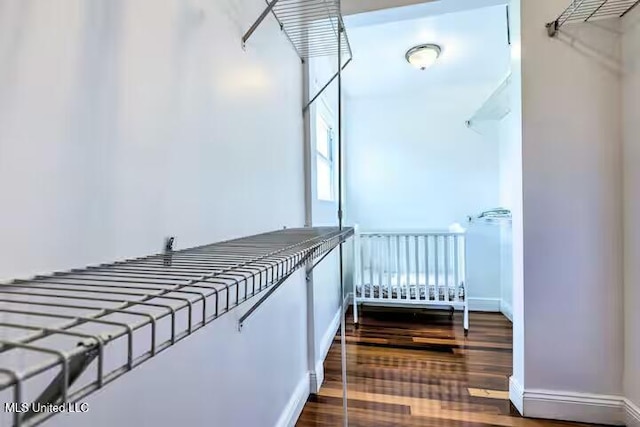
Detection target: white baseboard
<box><xmin>500</xmin><ymin>299</ymin><xmax>513</xmax><ymax>321</ymax></box>
<box><xmin>275</xmin><ymin>374</ymin><xmax>310</xmax><ymax>427</ymax></box>
<box><xmin>468</xmin><ymin>297</ymin><xmax>501</xmax><ymax>312</ymax></box>
<box><xmin>320</xmin><ymin>307</ymin><xmax>341</xmax><ymax>362</ymax></box>
<box><xmin>509</xmin><ymin>376</ymin><xmax>524</xmax><ymax>415</ymax></box>
<box><xmin>311</xmin><ymin>359</ymin><xmax>324</xmax><ymax>394</ymax></box>
<box><xmin>310</xmin><ymin>307</ymin><xmax>342</xmax><ymax>393</ymax></box>
<box><xmin>523</xmin><ymin>389</ymin><xmax>625</xmax><ymax>426</ymax></box>
<box><xmin>626</xmin><ymin>398</ymin><xmax>640</xmax><ymax>427</ymax></box>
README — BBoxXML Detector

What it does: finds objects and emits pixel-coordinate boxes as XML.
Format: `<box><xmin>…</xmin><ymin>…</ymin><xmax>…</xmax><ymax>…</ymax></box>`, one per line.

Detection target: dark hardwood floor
<box><xmin>297</xmin><ymin>307</ymin><xmax>600</xmax><ymax>427</ymax></box>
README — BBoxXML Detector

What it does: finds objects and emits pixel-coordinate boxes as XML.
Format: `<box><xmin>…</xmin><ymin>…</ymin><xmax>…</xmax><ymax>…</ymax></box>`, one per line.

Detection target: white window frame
<box><xmin>315</xmin><ymin>100</ymin><xmax>336</xmax><ymax>202</ymax></box>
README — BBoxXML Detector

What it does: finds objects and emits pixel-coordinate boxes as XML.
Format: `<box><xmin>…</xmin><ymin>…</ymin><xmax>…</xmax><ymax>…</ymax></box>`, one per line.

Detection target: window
<box><xmin>316</xmin><ymin>111</ymin><xmax>335</xmax><ymax>201</ymax></box>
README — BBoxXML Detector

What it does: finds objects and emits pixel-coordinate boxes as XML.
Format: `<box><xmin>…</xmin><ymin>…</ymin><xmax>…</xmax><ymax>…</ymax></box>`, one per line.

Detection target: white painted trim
<box><xmin>320</xmin><ymin>307</ymin><xmax>341</xmax><ymax>362</ymax></box>
<box><xmin>509</xmin><ymin>376</ymin><xmax>524</xmax><ymax>415</ymax></box>
<box><xmin>310</xmin><ymin>306</ymin><xmax>342</xmax><ymax>393</ymax></box>
<box><xmin>346</xmin><ymin>291</ymin><xmax>354</xmax><ymax>306</ymax></box>
<box><xmin>275</xmin><ymin>374</ymin><xmax>310</xmax><ymax>427</ymax></box>
<box><xmin>305</xmin><ymin>270</ymin><xmax>317</xmax><ymax>393</ymax></box>
<box><xmin>626</xmin><ymin>398</ymin><xmax>640</xmax><ymax>427</ymax></box>
<box><xmin>311</xmin><ymin>359</ymin><xmax>324</xmax><ymax>395</ymax></box>
<box><xmin>468</xmin><ymin>297</ymin><xmax>501</xmax><ymax>312</ymax></box>
<box><xmin>500</xmin><ymin>299</ymin><xmax>513</xmax><ymax>321</ymax></box>
<box><xmin>523</xmin><ymin>389</ymin><xmax>624</xmax><ymax>426</ymax></box>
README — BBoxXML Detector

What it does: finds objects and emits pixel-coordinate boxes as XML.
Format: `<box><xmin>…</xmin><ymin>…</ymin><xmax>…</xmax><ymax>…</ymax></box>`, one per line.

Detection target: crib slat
<box><xmin>369</xmin><ymin>237</ymin><xmax>373</xmax><ymax>299</ymax></box>
<box><xmin>396</xmin><ymin>235</ymin><xmax>400</xmax><ymax>301</ymax></box>
<box><xmin>400</xmin><ymin>235</ymin><xmax>404</xmax><ymax>301</ymax></box>
<box><xmin>454</xmin><ymin>235</ymin><xmax>459</xmax><ymax>302</ymax></box>
<box><xmin>379</xmin><ymin>235</ymin><xmax>383</xmax><ymax>298</ymax></box>
<box><xmin>396</xmin><ymin>235</ymin><xmax>401</xmax><ymax>301</ymax></box>
<box><xmin>385</xmin><ymin>236</ymin><xmax>389</xmax><ymax>300</ymax></box>
<box><xmin>404</xmin><ymin>235</ymin><xmax>409</xmax><ymax>301</ymax></box>
<box><xmin>434</xmin><ymin>235</ymin><xmax>440</xmax><ymax>302</ymax></box>
<box><xmin>405</xmin><ymin>235</ymin><xmax>409</xmax><ymax>300</ymax></box>
<box><xmin>379</xmin><ymin>236</ymin><xmax>383</xmax><ymax>298</ymax></box>
<box><xmin>461</xmin><ymin>234</ymin><xmax>466</xmax><ymax>300</ymax></box>
<box><xmin>377</xmin><ymin>235</ymin><xmax>382</xmax><ymax>294</ymax></box>
<box><xmin>424</xmin><ymin>235</ymin><xmax>430</xmax><ymax>302</ymax></box>
<box><xmin>444</xmin><ymin>235</ymin><xmax>450</xmax><ymax>303</ymax></box>
<box><xmin>386</xmin><ymin>236</ymin><xmax>393</xmax><ymax>296</ymax></box>
<box><xmin>359</xmin><ymin>235</ymin><xmax>365</xmax><ymax>299</ymax></box>
<box><xmin>414</xmin><ymin>236</ymin><xmax>419</xmax><ymax>301</ymax></box>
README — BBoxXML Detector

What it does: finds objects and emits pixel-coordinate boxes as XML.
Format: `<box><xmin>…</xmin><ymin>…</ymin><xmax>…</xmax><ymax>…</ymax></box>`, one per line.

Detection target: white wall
<box><xmin>0</xmin><ymin>0</ymin><xmax>304</xmax><ymax>280</ymax></box>
<box><xmin>497</xmin><ymin>85</ymin><xmax>519</xmax><ymax>321</ymax></box>
<box><xmin>622</xmin><ymin>4</ymin><xmax>640</xmax><ymax>422</ymax></box>
<box><xmin>504</xmin><ymin>0</ymin><xmax>524</xmax><ymax>412</ymax></box>
<box><xmin>498</xmin><ymin>106</ymin><xmax>521</xmax><ymax>215</ymax></box>
<box><xmin>499</xmin><ymin>219</ymin><xmax>513</xmax><ymax>320</ymax></box>
<box><xmin>0</xmin><ymin>1</ymin><xmax>310</xmax><ymax>426</ymax></box>
<box><xmin>345</xmin><ymin>89</ymin><xmax>501</xmax><ymax>230</ymax></box>
<box><xmin>49</xmin><ymin>278</ymin><xmax>309</xmax><ymax>427</ymax></box>
<box><xmin>344</xmin><ymin>89</ymin><xmax>506</xmax><ymax>306</ymax></box>
<box><xmin>465</xmin><ymin>221</ymin><xmax>503</xmax><ymax>309</ymax></box>
<box><xmin>519</xmin><ymin>0</ymin><xmax>624</xmax><ymax>423</ymax></box>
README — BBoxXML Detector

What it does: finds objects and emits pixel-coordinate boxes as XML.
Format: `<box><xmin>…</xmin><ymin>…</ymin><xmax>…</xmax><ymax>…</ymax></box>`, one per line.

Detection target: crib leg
<box><xmin>353</xmin><ymin>298</ymin><xmax>359</xmax><ymax>327</ymax></box>
<box><xmin>463</xmin><ymin>302</ymin><xmax>469</xmax><ymax>337</ymax></box>
<box><xmin>449</xmin><ymin>306</ymin><xmax>455</xmax><ymax>321</ymax></box>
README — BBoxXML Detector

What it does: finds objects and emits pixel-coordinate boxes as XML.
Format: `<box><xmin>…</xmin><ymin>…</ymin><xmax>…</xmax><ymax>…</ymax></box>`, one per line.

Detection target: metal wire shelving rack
<box><xmin>547</xmin><ymin>0</ymin><xmax>640</xmax><ymax>36</ymax></box>
<box><xmin>243</xmin><ymin>0</ymin><xmax>353</xmax><ymax>111</ymax></box>
<box><xmin>243</xmin><ymin>0</ymin><xmax>352</xmax><ymax>60</ymax></box>
<box><xmin>0</xmin><ymin>226</ymin><xmax>353</xmax><ymax>427</ymax></box>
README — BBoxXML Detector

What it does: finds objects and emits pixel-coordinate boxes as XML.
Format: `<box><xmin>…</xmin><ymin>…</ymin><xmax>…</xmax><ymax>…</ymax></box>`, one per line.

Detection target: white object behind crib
<box><xmin>353</xmin><ymin>229</ymin><xmax>469</xmax><ymax>335</ymax></box>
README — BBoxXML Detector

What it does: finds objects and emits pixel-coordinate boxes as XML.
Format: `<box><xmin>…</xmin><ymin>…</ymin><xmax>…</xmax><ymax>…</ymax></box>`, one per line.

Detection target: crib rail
<box><xmin>355</xmin><ymin>231</ymin><xmax>466</xmax><ymax>304</ymax></box>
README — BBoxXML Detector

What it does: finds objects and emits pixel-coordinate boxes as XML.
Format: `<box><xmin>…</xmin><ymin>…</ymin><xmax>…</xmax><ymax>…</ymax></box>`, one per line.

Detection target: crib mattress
<box><xmin>361</xmin><ymin>271</ymin><xmax>461</xmax><ymax>286</ymax></box>
<box><xmin>356</xmin><ymin>283</ymin><xmax>464</xmax><ymax>301</ymax></box>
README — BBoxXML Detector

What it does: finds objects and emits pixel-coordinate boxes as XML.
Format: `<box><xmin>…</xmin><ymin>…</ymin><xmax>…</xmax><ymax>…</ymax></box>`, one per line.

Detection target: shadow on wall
<box><xmin>0</xmin><ymin>2</ymin><xmax>29</xmax><ymax>86</ymax></box>
<box><xmin>556</xmin><ymin>20</ymin><xmax>623</xmax><ymax>76</ymax></box>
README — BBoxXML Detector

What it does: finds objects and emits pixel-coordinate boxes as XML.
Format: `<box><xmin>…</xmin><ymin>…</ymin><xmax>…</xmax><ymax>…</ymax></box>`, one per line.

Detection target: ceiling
<box><xmin>341</xmin><ymin>0</ymin><xmax>441</xmax><ymax>17</ymax></box>
<box><xmin>342</xmin><ymin>3</ymin><xmax>511</xmax><ymax>98</ymax></box>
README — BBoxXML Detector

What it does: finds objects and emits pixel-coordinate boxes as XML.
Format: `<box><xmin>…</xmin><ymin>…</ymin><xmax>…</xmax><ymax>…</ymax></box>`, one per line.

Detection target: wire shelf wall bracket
<box><xmin>242</xmin><ymin>0</ymin><xmax>353</xmax><ymax>111</ymax></box>
<box><xmin>0</xmin><ymin>227</ymin><xmax>353</xmax><ymax>427</ymax></box>
<box><xmin>237</xmin><ymin>230</ymin><xmax>347</xmax><ymax>330</ymax></box>
<box><xmin>546</xmin><ymin>0</ymin><xmax>640</xmax><ymax>36</ymax></box>
<box><xmin>465</xmin><ymin>73</ymin><xmax>512</xmax><ymax>134</ymax></box>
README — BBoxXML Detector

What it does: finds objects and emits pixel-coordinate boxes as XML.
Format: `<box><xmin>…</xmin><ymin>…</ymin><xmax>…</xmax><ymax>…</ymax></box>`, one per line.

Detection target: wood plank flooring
<box><xmin>297</xmin><ymin>307</ymin><xmax>601</xmax><ymax>427</ymax></box>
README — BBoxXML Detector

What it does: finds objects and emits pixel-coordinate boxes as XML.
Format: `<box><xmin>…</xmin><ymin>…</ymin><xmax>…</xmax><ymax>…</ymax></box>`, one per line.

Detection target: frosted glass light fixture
<box><xmin>405</xmin><ymin>44</ymin><xmax>442</xmax><ymax>70</ymax></box>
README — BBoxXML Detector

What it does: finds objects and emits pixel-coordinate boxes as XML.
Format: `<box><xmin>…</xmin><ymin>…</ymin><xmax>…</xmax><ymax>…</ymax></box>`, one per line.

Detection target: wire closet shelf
<box><xmin>547</xmin><ymin>0</ymin><xmax>640</xmax><ymax>36</ymax></box>
<box><xmin>244</xmin><ymin>0</ymin><xmax>352</xmax><ymax>60</ymax></box>
<box><xmin>243</xmin><ymin>0</ymin><xmax>353</xmax><ymax>112</ymax></box>
<box><xmin>0</xmin><ymin>227</ymin><xmax>353</xmax><ymax>427</ymax></box>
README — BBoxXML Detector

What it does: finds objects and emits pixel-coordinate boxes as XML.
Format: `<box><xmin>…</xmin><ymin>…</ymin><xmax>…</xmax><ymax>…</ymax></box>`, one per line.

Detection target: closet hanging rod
<box><xmin>0</xmin><ymin>226</ymin><xmax>353</xmax><ymax>427</ymax></box>
<box><xmin>547</xmin><ymin>0</ymin><xmax>640</xmax><ymax>36</ymax></box>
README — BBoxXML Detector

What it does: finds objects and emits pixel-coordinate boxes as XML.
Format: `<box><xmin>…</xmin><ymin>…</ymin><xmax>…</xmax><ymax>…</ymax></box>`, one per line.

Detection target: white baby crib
<box><xmin>353</xmin><ymin>229</ymin><xmax>469</xmax><ymax>335</ymax></box>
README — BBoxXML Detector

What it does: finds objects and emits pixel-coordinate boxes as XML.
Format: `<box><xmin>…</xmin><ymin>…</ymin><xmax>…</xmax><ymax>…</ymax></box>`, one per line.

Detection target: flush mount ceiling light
<box><xmin>405</xmin><ymin>44</ymin><xmax>442</xmax><ymax>70</ymax></box>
